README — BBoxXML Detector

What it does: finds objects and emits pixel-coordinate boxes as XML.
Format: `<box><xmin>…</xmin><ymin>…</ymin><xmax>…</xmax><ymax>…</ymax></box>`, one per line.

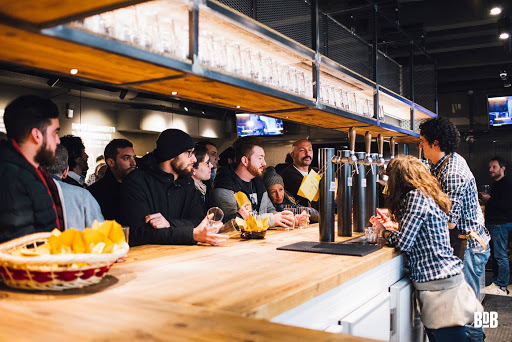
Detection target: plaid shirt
<box><xmin>388</xmin><ymin>189</ymin><xmax>463</xmax><ymax>283</ymax></box>
<box><xmin>430</xmin><ymin>153</ymin><xmax>490</xmax><ymax>248</ymax></box>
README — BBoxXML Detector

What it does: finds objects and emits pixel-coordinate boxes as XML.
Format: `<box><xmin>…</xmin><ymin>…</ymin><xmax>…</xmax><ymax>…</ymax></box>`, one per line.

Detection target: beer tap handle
<box><xmin>390</xmin><ymin>137</ymin><xmax>396</xmax><ymax>159</ymax></box>
<box><xmin>377</xmin><ymin>134</ymin><xmax>384</xmax><ymax>157</ymax></box>
<box><xmin>349</xmin><ymin>127</ymin><xmax>356</xmax><ymax>153</ymax></box>
<box><xmin>365</xmin><ymin>131</ymin><xmax>371</xmax><ymax>156</ymax></box>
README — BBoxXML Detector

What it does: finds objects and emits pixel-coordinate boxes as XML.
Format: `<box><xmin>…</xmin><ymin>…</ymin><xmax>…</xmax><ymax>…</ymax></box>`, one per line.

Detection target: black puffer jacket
<box><xmin>119</xmin><ymin>152</ymin><xmax>204</xmax><ymax>246</ymax></box>
<box><xmin>0</xmin><ymin>140</ymin><xmax>57</xmax><ymax>243</ymax></box>
<box><xmin>87</xmin><ymin>167</ymin><xmax>121</xmax><ymax>220</ymax></box>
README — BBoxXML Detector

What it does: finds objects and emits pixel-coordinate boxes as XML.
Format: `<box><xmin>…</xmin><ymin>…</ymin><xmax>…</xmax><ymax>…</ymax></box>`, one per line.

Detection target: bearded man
<box><xmin>119</xmin><ymin>129</ymin><xmax>205</xmax><ymax>246</ymax></box>
<box><xmin>0</xmin><ymin>95</ymin><xmax>63</xmax><ymax>242</ymax></box>
<box><xmin>88</xmin><ymin>138</ymin><xmax>136</xmax><ymax>220</ymax></box>
<box><xmin>211</xmin><ymin>136</ymin><xmax>294</xmax><ymax>228</ymax></box>
<box><xmin>280</xmin><ymin>139</ymin><xmax>314</xmax><ymax>207</ymax></box>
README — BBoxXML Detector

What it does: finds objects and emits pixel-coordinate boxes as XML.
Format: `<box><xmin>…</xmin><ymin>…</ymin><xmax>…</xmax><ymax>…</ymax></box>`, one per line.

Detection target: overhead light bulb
<box><xmin>184</xmin><ymin>107</ymin><xmax>189</xmax><ymax>112</ymax></box>
<box><xmin>499</xmin><ymin>32</ymin><xmax>510</xmax><ymax>39</ymax></box>
<box><xmin>70</xmin><ymin>68</ymin><xmax>78</xmax><ymax>75</ymax></box>
<box><xmin>171</xmin><ymin>91</ymin><xmax>178</xmax><ymax>95</ymax></box>
<box><xmin>236</xmin><ymin>105</ymin><xmax>241</xmax><ymax>108</ymax></box>
<box><xmin>490</xmin><ymin>7</ymin><xmax>502</xmax><ymax>15</ymax></box>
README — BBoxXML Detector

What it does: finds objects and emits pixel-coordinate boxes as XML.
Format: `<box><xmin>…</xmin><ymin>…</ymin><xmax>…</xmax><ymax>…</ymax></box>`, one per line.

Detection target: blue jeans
<box><xmin>487</xmin><ymin>223</ymin><xmax>512</xmax><ymax>288</ymax></box>
<box><xmin>463</xmin><ymin>246</ymin><xmax>490</xmax><ymax>297</ymax></box>
<box><xmin>425</xmin><ymin>326</ymin><xmax>467</xmax><ymax>342</ymax></box>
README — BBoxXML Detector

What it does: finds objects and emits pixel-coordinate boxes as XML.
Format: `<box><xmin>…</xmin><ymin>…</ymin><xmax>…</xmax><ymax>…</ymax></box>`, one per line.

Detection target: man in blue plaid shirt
<box><xmin>419</xmin><ymin>117</ymin><xmax>490</xmax><ymax>297</ymax></box>
<box><xmin>420</xmin><ymin>117</ymin><xmax>490</xmax><ymax>342</ymax></box>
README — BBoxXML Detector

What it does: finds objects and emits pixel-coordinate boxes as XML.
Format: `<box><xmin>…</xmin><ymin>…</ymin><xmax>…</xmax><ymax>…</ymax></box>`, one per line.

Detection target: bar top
<box><xmin>0</xmin><ymin>225</ymin><xmax>398</xmax><ymax>341</ymax></box>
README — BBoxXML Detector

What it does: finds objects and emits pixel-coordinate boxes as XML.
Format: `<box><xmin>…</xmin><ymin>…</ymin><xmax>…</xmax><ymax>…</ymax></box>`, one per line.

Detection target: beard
<box><xmin>247</xmin><ymin>163</ymin><xmax>263</xmax><ymax>177</ymax></box>
<box><xmin>35</xmin><ymin>138</ymin><xmax>55</xmax><ymax>167</ymax></box>
<box><xmin>171</xmin><ymin>158</ymin><xmax>193</xmax><ymax>178</ymax></box>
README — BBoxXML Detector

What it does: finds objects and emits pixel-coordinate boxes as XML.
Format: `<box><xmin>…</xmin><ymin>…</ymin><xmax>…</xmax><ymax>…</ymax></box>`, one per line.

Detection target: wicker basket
<box><xmin>0</xmin><ymin>232</ymin><xmax>129</xmax><ymax>291</ymax></box>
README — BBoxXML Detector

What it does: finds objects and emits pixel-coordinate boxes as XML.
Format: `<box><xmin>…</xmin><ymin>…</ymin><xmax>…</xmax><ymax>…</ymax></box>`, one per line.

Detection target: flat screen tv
<box><xmin>236</xmin><ymin>114</ymin><xmax>284</xmax><ymax>137</ymax></box>
<box><xmin>488</xmin><ymin>95</ymin><xmax>512</xmax><ymax>127</ymax></box>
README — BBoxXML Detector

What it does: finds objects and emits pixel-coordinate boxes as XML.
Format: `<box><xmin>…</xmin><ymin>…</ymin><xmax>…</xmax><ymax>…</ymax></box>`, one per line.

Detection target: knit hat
<box><xmin>262</xmin><ymin>166</ymin><xmax>284</xmax><ymax>190</ymax></box>
<box><xmin>153</xmin><ymin>129</ymin><xmax>195</xmax><ymax>162</ymax></box>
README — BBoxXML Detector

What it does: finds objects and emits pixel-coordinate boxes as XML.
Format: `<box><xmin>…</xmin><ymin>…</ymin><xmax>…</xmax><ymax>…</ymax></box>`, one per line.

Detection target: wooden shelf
<box><xmin>0</xmin><ymin>0</ymin><xmax>432</xmax><ymax>143</ymax></box>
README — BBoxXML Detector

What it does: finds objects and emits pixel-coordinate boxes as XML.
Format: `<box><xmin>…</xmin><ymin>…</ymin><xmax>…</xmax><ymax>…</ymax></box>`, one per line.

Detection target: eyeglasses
<box><xmin>185</xmin><ymin>149</ymin><xmax>194</xmax><ymax>158</ymax></box>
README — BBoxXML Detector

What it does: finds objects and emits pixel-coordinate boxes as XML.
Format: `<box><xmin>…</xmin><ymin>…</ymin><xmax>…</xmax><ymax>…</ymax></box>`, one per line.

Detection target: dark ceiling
<box><xmin>318</xmin><ymin>0</ymin><xmax>512</xmax><ymax>93</ymax></box>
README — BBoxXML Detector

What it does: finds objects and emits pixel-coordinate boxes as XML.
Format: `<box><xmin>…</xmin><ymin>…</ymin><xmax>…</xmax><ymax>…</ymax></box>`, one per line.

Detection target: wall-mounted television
<box><xmin>488</xmin><ymin>95</ymin><xmax>512</xmax><ymax>127</ymax></box>
<box><xmin>236</xmin><ymin>114</ymin><xmax>284</xmax><ymax>137</ymax></box>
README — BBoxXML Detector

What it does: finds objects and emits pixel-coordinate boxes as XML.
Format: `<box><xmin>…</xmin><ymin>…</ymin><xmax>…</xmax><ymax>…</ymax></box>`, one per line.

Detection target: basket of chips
<box><xmin>235</xmin><ymin>216</ymin><xmax>269</xmax><ymax>239</ymax></box>
<box><xmin>0</xmin><ymin>221</ymin><xmax>129</xmax><ymax>291</ymax></box>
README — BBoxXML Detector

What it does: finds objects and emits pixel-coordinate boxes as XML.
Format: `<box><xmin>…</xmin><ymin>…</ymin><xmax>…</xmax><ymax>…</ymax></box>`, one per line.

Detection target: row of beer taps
<box><xmin>331</xmin><ymin>127</ymin><xmax>397</xmax><ymax>174</ymax></box>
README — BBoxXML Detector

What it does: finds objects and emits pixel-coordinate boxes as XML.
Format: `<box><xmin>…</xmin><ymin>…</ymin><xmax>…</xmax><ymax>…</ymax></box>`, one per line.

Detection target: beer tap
<box><xmin>376</xmin><ymin>134</ymin><xmax>386</xmax><ymax>167</ymax></box>
<box><xmin>389</xmin><ymin>137</ymin><xmax>396</xmax><ymax>160</ymax></box>
<box><xmin>331</xmin><ymin>127</ymin><xmax>359</xmax><ymax>174</ymax></box>
<box><xmin>359</xmin><ymin>131</ymin><xmax>373</xmax><ymax>174</ymax></box>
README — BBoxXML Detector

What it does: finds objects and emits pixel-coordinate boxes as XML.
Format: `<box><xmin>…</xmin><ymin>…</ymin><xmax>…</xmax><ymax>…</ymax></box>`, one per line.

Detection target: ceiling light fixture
<box><xmin>171</xmin><ymin>91</ymin><xmax>178</xmax><ymax>95</ymax></box>
<box><xmin>499</xmin><ymin>32</ymin><xmax>510</xmax><ymax>39</ymax></box>
<box><xmin>498</xmin><ymin>16</ymin><xmax>511</xmax><ymax>39</ymax></box>
<box><xmin>46</xmin><ymin>78</ymin><xmax>59</xmax><ymax>87</ymax></box>
<box><xmin>184</xmin><ymin>106</ymin><xmax>189</xmax><ymax>112</ymax></box>
<box><xmin>490</xmin><ymin>7</ymin><xmax>502</xmax><ymax>15</ymax></box>
<box><xmin>69</xmin><ymin>69</ymin><xmax>78</xmax><ymax>75</ymax></box>
<box><xmin>119</xmin><ymin>90</ymin><xmax>129</xmax><ymax>100</ymax></box>
<box><xmin>236</xmin><ymin>105</ymin><xmax>241</xmax><ymax>108</ymax></box>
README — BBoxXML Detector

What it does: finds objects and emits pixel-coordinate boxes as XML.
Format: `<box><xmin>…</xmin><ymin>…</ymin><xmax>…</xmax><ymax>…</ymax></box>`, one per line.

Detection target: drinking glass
<box><xmin>347</xmin><ymin>92</ymin><xmax>357</xmax><ymax>112</ymax></box>
<box><xmin>327</xmin><ymin>85</ymin><xmax>336</xmax><ymax>106</ymax></box>
<box><xmin>278</xmin><ymin>64</ymin><xmax>290</xmax><ymax>90</ymax></box>
<box><xmin>116</xmin><ymin>226</ymin><xmax>130</xmax><ymax>263</ymax></box>
<box><xmin>296</xmin><ymin>70</ymin><xmax>305</xmax><ymax>95</ymax></box>
<box><xmin>157</xmin><ymin>16</ymin><xmax>179</xmax><ymax>56</ymax></box>
<box><xmin>207</xmin><ymin>207</ymin><xmax>224</xmax><ymax>232</ymax></box>
<box><xmin>241</xmin><ymin>48</ymin><xmax>253</xmax><ymax>79</ymax></box>
<box><xmin>288</xmin><ymin>67</ymin><xmax>298</xmax><ymax>93</ymax></box>
<box><xmin>483</xmin><ymin>185</ymin><xmax>490</xmax><ymax>194</ymax></box>
<box><xmin>365</xmin><ymin>227</ymin><xmax>377</xmax><ymax>244</ymax></box>
<box><xmin>199</xmin><ymin>31</ymin><xmax>215</xmax><ymax>67</ymax></box>
<box><xmin>367</xmin><ymin>99</ymin><xmax>374</xmax><ymax>118</ymax></box>
<box><xmin>213</xmin><ymin>37</ymin><xmax>228</xmax><ymax>70</ymax></box>
<box><xmin>334</xmin><ymin>88</ymin><xmax>343</xmax><ymax>108</ymax></box>
<box><xmin>304</xmin><ymin>77</ymin><xmax>313</xmax><ymax>98</ymax></box>
<box><xmin>251</xmin><ymin>51</ymin><xmax>262</xmax><ymax>82</ymax></box>
<box><xmin>379</xmin><ymin>105</ymin><xmax>385</xmax><ymax>120</ymax></box>
<box><xmin>295</xmin><ymin>207</ymin><xmax>310</xmax><ymax>229</ymax></box>
<box><xmin>135</xmin><ymin>4</ymin><xmax>159</xmax><ymax>51</ymax></box>
<box><xmin>226</xmin><ymin>42</ymin><xmax>242</xmax><ymax>74</ymax></box>
<box><xmin>113</xmin><ymin>6</ymin><xmax>138</xmax><ymax>45</ymax></box>
<box><xmin>261</xmin><ymin>56</ymin><xmax>273</xmax><ymax>84</ymax></box>
<box><xmin>281</xmin><ymin>206</ymin><xmax>295</xmax><ymax>230</ymax></box>
<box><xmin>99</xmin><ymin>11</ymin><xmax>116</xmax><ymax>37</ymax></box>
<box><xmin>270</xmin><ymin>61</ymin><xmax>280</xmax><ymax>87</ymax></box>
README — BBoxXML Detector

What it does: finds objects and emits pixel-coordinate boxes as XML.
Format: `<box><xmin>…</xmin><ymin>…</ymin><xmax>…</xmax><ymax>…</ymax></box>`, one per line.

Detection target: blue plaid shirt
<box><xmin>388</xmin><ymin>189</ymin><xmax>463</xmax><ymax>283</ymax></box>
<box><xmin>430</xmin><ymin>153</ymin><xmax>490</xmax><ymax>248</ymax></box>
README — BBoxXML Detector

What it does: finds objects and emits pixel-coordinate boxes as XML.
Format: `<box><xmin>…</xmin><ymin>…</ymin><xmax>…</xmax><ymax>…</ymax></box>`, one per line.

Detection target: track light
<box><xmin>119</xmin><ymin>90</ymin><xmax>129</xmax><ymax>100</ymax></box>
<box><xmin>47</xmin><ymin>78</ymin><xmax>59</xmax><ymax>87</ymax></box>
<box><xmin>498</xmin><ymin>16</ymin><xmax>511</xmax><ymax>40</ymax></box>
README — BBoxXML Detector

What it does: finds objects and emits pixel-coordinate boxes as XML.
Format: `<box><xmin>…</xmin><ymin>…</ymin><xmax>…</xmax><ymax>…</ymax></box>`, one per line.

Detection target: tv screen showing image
<box><xmin>236</xmin><ymin>114</ymin><xmax>284</xmax><ymax>137</ymax></box>
<box><xmin>489</xmin><ymin>95</ymin><xmax>512</xmax><ymax>127</ymax></box>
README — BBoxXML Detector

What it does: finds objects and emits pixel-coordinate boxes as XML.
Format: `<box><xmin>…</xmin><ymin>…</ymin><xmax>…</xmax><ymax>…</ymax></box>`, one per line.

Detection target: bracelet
<box><xmin>382</xmin><ymin>229</ymin><xmax>391</xmax><ymax>240</ymax></box>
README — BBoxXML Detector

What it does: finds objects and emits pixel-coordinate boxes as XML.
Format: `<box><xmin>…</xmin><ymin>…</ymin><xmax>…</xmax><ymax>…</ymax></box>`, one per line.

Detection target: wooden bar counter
<box><xmin>0</xmin><ymin>225</ymin><xmax>400</xmax><ymax>341</ymax></box>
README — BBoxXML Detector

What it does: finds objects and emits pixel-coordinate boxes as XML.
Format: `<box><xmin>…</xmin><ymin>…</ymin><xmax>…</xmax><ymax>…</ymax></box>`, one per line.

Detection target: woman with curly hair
<box><xmin>372</xmin><ymin>155</ymin><xmax>482</xmax><ymax>342</ymax></box>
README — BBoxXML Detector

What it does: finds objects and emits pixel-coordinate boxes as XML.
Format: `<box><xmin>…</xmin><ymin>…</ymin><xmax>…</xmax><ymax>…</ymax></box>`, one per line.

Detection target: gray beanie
<box><xmin>262</xmin><ymin>166</ymin><xmax>285</xmax><ymax>189</ymax></box>
<box><xmin>154</xmin><ymin>129</ymin><xmax>195</xmax><ymax>162</ymax></box>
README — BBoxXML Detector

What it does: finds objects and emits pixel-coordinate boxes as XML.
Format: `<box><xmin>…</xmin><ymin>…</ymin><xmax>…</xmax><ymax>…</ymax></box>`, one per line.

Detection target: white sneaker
<box><xmin>482</xmin><ymin>283</ymin><xmax>510</xmax><ymax>296</ymax></box>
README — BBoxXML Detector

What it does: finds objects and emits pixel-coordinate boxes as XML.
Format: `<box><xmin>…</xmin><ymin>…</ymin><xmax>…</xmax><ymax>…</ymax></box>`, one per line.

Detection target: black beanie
<box><xmin>153</xmin><ymin>129</ymin><xmax>195</xmax><ymax>162</ymax></box>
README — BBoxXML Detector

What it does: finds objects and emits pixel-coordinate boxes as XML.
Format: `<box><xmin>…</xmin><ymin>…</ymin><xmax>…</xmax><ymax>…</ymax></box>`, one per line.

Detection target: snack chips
<box><xmin>235</xmin><ymin>215</ymin><xmax>269</xmax><ymax>232</ymax></box>
<box><xmin>234</xmin><ymin>191</ymin><xmax>251</xmax><ymax>209</ymax></box>
<box><xmin>12</xmin><ymin>220</ymin><xmax>127</xmax><ymax>257</ymax></box>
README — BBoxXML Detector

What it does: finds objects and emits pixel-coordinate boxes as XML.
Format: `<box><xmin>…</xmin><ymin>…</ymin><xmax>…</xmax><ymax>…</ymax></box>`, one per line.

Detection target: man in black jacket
<box><xmin>280</xmin><ymin>139</ymin><xmax>314</xmax><ymax>207</ymax></box>
<box><xmin>0</xmin><ymin>95</ymin><xmax>63</xmax><ymax>242</ymax></box>
<box><xmin>480</xmin><ymin>156</ymin><xmax>512</xmax><ymax>295</ymax></box>
<box><xmin>119</xmin><ymin>129</ymin><xmax>227</xmax><ymax>246</ymax></box>
<box><xmin>88</xmin><ymin>139</ymin><xmax>136</xmax><ymax>220</ymax></box>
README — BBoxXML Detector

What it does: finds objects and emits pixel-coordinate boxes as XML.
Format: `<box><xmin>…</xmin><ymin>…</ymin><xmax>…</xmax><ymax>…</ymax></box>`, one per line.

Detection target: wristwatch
<box><xmin>382</xmin><ymin>229</ymin><xmax>391</xmax><ymax>240</ymax></box>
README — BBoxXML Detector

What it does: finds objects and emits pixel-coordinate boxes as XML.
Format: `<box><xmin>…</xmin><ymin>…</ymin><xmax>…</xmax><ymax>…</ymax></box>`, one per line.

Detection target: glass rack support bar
<box><xmin>205</xmin><ymin>0</ymin><xmax>314</xmax><ymax>59</ymax></box>
<box><xmin>378</xmin><ymin>86</ymin><xmax>414</xmax><ymax>107</ymax></box>
<box><xmin>321</xmin><ymin>57</ymin><xmax>376</xmax><ymax>90</ymax></box>
<box><xmin>189</xmin><ymin>0</ymin><xmax>199</xmax><ymax>64</ymax></box>
<box><xmin>312</xmin><ymin>0</ymin><xmax>320</xmax><ymax>103</ymax></box>
<box><xmin>41</xmin><ymin>26</ymin><xmax>193</xmax><ymax>73</ymax></box>
<box><xmin>379</xmin><ymin>122</ymin><xmax>419</xmax><ymax>138</ymax></box>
